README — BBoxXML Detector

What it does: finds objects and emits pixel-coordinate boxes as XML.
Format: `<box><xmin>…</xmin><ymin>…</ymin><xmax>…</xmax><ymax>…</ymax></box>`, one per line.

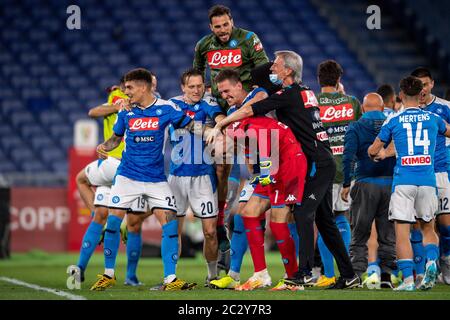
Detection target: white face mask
<box><xmin>269</xmin><ymin>73</ymin><xmax>283</xmax><ymax>85</ymax></box>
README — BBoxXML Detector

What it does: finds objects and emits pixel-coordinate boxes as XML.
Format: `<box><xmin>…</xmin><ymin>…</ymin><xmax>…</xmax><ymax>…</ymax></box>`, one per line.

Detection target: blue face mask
<box><xmin>269</xmin><ymin>73</ymin><xmax>282</xmax><ymax>85</ymax></box>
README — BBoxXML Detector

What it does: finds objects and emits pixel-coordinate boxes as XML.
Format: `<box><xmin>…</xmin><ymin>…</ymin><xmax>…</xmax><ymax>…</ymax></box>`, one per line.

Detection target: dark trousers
<box><xmin>294</xmin><ymin>160</ymin><xmax>355</xmax><ymax>278</ymax></box>
<box><xmin>349</xmin><ymin>181</ymin><xmax>396</xmax><ymax>275</ymax></box>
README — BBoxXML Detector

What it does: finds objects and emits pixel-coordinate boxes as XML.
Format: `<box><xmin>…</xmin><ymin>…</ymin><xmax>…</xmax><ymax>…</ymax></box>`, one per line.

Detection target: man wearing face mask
<box><xmin>207</xmin><ymin>50</ymin><xmax>360</xmax><ymax>289</ymax></box>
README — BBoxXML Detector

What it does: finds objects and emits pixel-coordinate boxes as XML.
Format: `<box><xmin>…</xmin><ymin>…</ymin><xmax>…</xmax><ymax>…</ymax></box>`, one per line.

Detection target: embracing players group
<box><xmin>67</xmin><ymin>5</ymin><xmax>450</xmax><ymax>292</ymax></box>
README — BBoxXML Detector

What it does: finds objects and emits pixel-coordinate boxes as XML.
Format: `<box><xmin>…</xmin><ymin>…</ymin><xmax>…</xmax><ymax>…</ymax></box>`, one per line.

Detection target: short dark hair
<box><xmin>376</xmin><ymin>84</ymin><xmax>395</xmax><ymax>103</ymax></box>
<box><xmin>180</xmin><ymin>68</ymin><xmax>204</xmax><ymax>85</ymax></box>
<box><xmin>411</xmin><ymin>67</ymin><xmax>433</xmax><ymax>80</ymax></box>
<box><xmin>124</xmin><ymin>68</ymin><xmax>153</xmax><ymax>86</ymax></box>
<box><xmin>215</xmin><ymin>69</ymin><xmax>241</xmax><ymax>84</ymax></box>
<box><xmin>400</xmin><ymin>76</ymin><xmax>423</xmax><ymax>97</ymax></box>
<box><xmin>208</xmin><ymin>5</ymin><xmax>232</xmax><ymax>23</ymax></box>
<box><xmin>317</xmin><ymin>60</ymin><xmax>343</xmax><ymax>87</ymax></box>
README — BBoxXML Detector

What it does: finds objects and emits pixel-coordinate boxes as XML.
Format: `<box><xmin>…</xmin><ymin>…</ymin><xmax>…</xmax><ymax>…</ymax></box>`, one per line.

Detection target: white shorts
<box><xmin>333</xmin><ymin>183</ymin><xmax>351</xmax><ymax>212</ymax></box>
<box><xmin>389</xmin><ymin>185</ymin><xmax>438</xmax><ymax>223</ymax></box>
<box><xmin>85</xmin><ymin>157</ymin><xmax>120</xmax><ymax>186</ymax></box>
<box><xmin>239</xmin><ymin>180</ymin><xmax>254</xmax><ymax>203</ymax></box>
<box><xmin>168</xmin><ymin>175</ymin><xmax>218</xmax><ymax>218</ymax></box>
<box><xmin>108</xmin><ymin>175</ymin><xmax>177</xmax><ymax>213</ymax></box>
<box><xmin>436</xmin><ymin>172</ymin><xmax>450</xmax><ymax>215</ymax></box>
<box><xmin>94</xmin><ymin>185</ymin><xmax>150</xmax><ymax>213</ymax></box>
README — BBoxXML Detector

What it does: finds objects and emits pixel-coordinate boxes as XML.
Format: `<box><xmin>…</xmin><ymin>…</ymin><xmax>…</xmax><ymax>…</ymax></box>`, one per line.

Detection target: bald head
<box><xmin>362</xmin><ymin>93</ymin><xmax>384</xmax><ymax>112</ymax></box>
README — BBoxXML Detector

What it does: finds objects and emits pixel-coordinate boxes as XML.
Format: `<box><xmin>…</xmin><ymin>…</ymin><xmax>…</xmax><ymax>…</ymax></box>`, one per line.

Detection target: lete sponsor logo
<box><xmin>129</xmin><ymin>117</ymin><xmax>159</xmax><ymax>131</ymax></box>
<box><xmin>320</xmin><ymin>104</ymin><xmax>355</xmax><ymax>122</ymax></box>
<box><xmin>401</xmin><ymin>155</ymin><xmax>431</xmax><ymax>166</ymax></box>
<box><xmin>207</xmin><ymin>49</ymin><xmax>242</xmax><ymax>68</ymax></box>
<box><xmin>301</xmin><ymin>90</ymin><xmax>319</xmax><ymax>108</ymax></box>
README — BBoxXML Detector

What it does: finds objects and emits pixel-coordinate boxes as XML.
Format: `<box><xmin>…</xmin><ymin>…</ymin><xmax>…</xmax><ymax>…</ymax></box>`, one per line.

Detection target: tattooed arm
<box><xmin>96</xmin><ymin>133</ymin><xmax>122</xmax><ymax>159</ymax></box>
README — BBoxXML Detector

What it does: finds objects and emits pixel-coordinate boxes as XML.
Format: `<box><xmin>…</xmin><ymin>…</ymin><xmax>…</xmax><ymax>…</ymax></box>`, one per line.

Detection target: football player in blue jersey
<box><xmin>369</xmin><ymin>76</ymin><xmax>450</xmax><ymax>291</ymax></box>
<box><xmin>90</xmin><ymin>68</ymin><xmax>199</xmax><ymax>291</ymax></box>
<box><xmin>167</xmin><ymin>68</ymin><xmax>226</xmax><ymax>286</ymax></box>
<box><xmin>411</xmin><ymin>67</ymin><xmax>450</xmax><ymax>285</ymax></box>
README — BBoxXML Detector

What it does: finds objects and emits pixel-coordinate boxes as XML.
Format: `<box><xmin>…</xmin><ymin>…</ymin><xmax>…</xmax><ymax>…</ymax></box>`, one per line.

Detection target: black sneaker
<box><xmin>380</xmin><ymin>272</ymin><xmax>393</xmax><ymax>289</ymax></box>
<box><xmin>284</xmin><ymin>273</ymin><xmax>316</xmax><ymax>287</ymax></box>
<box><xmin>327</xmin><ymin>274</ymin><xmax>361</xmax><ymax>289</ymax></box>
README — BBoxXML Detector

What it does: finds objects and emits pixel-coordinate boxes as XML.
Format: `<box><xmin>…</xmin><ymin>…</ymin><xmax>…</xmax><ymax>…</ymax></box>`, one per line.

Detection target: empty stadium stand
<box><xmin>3</xmin><ymin>0</ymin><xmax>443</xmax><ymax>186</ymax></box>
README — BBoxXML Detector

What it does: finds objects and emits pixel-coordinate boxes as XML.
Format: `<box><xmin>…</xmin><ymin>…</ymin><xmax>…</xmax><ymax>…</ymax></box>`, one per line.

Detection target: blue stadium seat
<box><xmin>0</xmin><ymin>0</ymin><xmax>379</xmax><ymax>183</ymax></box>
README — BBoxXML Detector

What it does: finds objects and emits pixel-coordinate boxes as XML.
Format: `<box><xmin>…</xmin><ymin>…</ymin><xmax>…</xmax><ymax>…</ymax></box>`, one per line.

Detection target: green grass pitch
<box><xmin>0</xmin><ymin>251</ymin><xmax>449</xmax><ymax>300</ymax></box>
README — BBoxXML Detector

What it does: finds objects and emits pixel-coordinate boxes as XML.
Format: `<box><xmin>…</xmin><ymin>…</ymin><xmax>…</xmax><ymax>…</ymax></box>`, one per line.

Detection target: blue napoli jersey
<box><xmin>113</xmin><ymin>99</ymin><xmax>192</xmax><ymax>182</ymax></box>
<box><xmin>423</xmin><ymin>96</ymin><xmax>450</xmax><ymax>173</ymax></box>
<box><xmin>168</xmin><ymin>95</ymin><xmax>223</xmax><ymax>177</ymax></box>
<box><xmin>383</xmin><ymin>107</ymin><xmax>394</xmax><ymax>118</ymax></box>
<box><xmin>378</xmin><ymin>107</ymin><xmax>447</xmax><ymax>188</ymax></box>
<box><xmin>227</xmin><ymin>87</ymin><xmax>267</xmax><ymax>116</ymax></box>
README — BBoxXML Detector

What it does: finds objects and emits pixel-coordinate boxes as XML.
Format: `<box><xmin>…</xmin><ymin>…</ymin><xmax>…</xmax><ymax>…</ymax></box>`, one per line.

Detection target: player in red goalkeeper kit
<box><xmin>225</xmin><ymin>116</ymin><xmax>307</xmax><ymax>291</ymax></box>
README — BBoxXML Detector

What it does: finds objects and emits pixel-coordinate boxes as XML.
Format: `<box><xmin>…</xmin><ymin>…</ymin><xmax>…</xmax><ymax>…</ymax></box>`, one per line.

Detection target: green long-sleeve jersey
<box><xmin>316</xmin><ymin>92</ymin><xmax>362</xmax><ymax>184</ymax></box>
<box><xmin>193</xmin><ymin>27</ymin><xmax>269</xmax><ymax>109</ymax></box>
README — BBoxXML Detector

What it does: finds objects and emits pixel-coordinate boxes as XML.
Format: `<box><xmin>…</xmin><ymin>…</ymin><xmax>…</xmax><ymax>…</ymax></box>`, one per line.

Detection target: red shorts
<box><xmin>253</xmin><ymin>144</ymin><xmax>307</xmax><ymax>207</ymax></box>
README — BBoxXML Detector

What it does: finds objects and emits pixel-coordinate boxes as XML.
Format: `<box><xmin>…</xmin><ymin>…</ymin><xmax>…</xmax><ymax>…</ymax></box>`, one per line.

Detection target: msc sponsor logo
<box><xmin>134</xmin><ymin>136</ymin><xmax>155</xmax><ymax>143</ymax></box>
<box><xmin>129</xmin><ymin>117</ymin><xmax>159</xmax><ymax>131</ymax></box>
<box><xmin>207</xmin><ymin>49</ymin><xmax>242</xmax><ymax>68</ymax></box>
<box><xmin>326</xmin><ymin>125</ymin><xmax>348</xmax><ymax>135</ymax></box>
<box><xmin>401</xmin><ymin>155</ymin><xmax>431</xmax><ymax>166</ymax></box>
<box><xmin>320</xmin><ymin>104</ymin><xmax>354</xmax><ymax>122</ymax></box>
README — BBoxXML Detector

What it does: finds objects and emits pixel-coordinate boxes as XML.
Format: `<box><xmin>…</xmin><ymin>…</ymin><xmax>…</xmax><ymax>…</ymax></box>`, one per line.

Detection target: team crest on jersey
<box><xmin>156</xmin><ymin>109</ymin><xmax>162</xmax><ymax>115</ymax></box>
<box><xmin>229</xmin><ymin>39</ymin><xmax>237</xmax><ymax>48</ymax></box>
<box><xmin>194</xmin><ymin>104</ymin><xmax>200</xmax><ymax>111</ymax></box>
<box><xmin>112</xmin><ymin>196</ymin><xmax>120</xmax><ymax>204</ymax></box>
<box><xmin>97</xmin><ymin>194</ymin><xmax>104</xmax><ymax>201</ymax></box>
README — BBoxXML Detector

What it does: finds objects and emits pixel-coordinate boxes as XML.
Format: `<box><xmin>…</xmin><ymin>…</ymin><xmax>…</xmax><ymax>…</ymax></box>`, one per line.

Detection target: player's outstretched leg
<box><xmin>90</xmin><ymin>213</ymin><xmax>123</xmax><ymax>291</ymax></box>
